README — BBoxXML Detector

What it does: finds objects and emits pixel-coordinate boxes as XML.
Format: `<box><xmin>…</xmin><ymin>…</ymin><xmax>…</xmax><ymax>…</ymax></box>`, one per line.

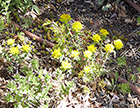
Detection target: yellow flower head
<box><xmin>52</xmin><ymin>48</ymin><xmax>62</xmax><ymax>59</ymax></box>
<box><xmin>7</xmin><ymin>39</ymin><xmax>15</xmax><ymax>45</ymax></box>
<box><xmin>104</xmin><ymin>43</ymin><xmax>114</xmax><ymax>53</ymax></box>
<box><xmin>92</xmin><ymin>34</ymin><xmax>101</xmax><ymax>43</ymax></box>
<box><xmin>59</xmin><ymin>13</ymin><xmax>71</xmax><ymax>24</ymax></box>
<box><xmin>71</xmin><ymin>50</ymin><xmax>80</xmax><ymax>58</ymax></box>
<box><xmin>10</xmin><ymin>47</ymin><xmax>19</xmax><ymax>54</ymax></box>
<box><xmin>61</xmin><ymin>61</ymin><xmax>71</xmax><ymax>70</ymax></box>
<box><xmin>84</xmin><ymin>66</ymin><xmax>90</xmax><ymax>74</ymax></box>
<box><xmin>87</xmin><ymin>44</ymin><xmax>97</xmax><ymax>53</ymax></box>
<box><xmin>83</xmin><ymin>86</ymin><xmax>90</xmax><ymax>94</ymax></box>
<box><xmin>114</xmin><ymin>39</ymin><xmax>123</xmax><ymax>50</ymax></box>
<box><xmin>84</xmin><ymin>50</ymin><xmax>92</xmax><ymax>59</ymax></box>
<box><xmin>78</xmin><ymin>71</ymin><xmax>83</xmax><ymax>78</ymax></box>
<box><xmin>22</xmin><ymin>44</ymin><xmax>30</xmax><ymax>52</ymax></box>
<box><xmin>72</xmin><ymin>21</ymin><xmax>82</xmax><ymax>32</ymax></box>
<box><xmin>99</xmin><ymin>28</ymin><xmax>109</xmax><ymax>36</ymax></box>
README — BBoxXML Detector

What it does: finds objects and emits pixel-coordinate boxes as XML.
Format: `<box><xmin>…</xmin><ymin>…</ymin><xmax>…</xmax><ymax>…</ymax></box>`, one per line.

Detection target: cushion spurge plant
<box><xmin>3</xmin><ymin>11</ymin><xmax>125</xmax><ymax>108</ymax></box>
<box><xmin>59</xmin><ymin>13</ymin><xmax>71</xmax><ymax>24</ymax></box>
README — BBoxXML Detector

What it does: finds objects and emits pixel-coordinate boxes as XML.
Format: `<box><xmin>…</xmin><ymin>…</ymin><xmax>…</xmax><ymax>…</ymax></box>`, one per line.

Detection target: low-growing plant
<box><xmin>118</xmin><ymin>83</ymin><xmax>131</xmax><ymax>94</ymax></box>
<box><xmin>137</xmin><ymin>67</ymin><xmax>140</xmax><ymax>72</ymax></box>
<box><xmin>42</xmin><ymin>13</ymin><xmax>124</xmax><ymax>84</ymax></box>
<box><xmin>137</xmin><ymin>17</ymin><xmax>140</xmax><ymax>25</ymax></box>
<box><xmin>0</xmin><ymin>32</ymin><xmax>54</xmax><ymax>107</ymax></box>
<box><xmin>117</xmin><ymin>57</ymin><xmax>126</xmax><ymax>66</ymax></box>
<box><xmin>2</xmin><ymin>12</ymin><xmax>126</xmax><ymax>107</ymax></box>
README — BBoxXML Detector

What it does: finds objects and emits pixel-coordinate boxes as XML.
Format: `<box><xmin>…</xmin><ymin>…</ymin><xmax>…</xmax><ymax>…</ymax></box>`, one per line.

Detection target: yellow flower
<box><xmin>10</xmin><ymin>47</ymin><xmax>19</xmax><ymax>54</ymax></box>
<box><xmin>61</xmin><ymin>61</ymin><xmax>71</xmax><ymax>70</ymax></box>
<box><xmin>52</xmin><ymin>48</ymin><xmax>62</xmax><ymax>59</ymax></box>
<box><xmin>84</xmin><ymin>50</ymin><xmax>92</xmax><ymax>59</ymax></box>
<box><xmin>59</xmin><ymin>13</ymin><xmax>71</xmax><ymax>24</ymax></box>
<box><xmin>83</xmin><ymin>86</ymin><xmax>90</xmax><ymax>94</ymax></box>
<box><xmin>72</xmin><ymin>21</ymin><xmax>82</xmax><ymax>32</ymax></box>
<box><xmin>114</xmin><ymin>39</ymin><xmax>123</xmax><ymax>50</ymax></box>
<box><xmin>104</xmin><ymin>43</ymin><xmax>114</xmax><ymax>53</ymax></box>
<box><xmin>7</xmin><ymin>39</ymin><xmax>15</xmax><ymax>45</ymax></box>
<box><xmin>99</xmin><ymin>28</ymin><xmax>109</xmax><ymax>36</ymax></box>
<box><xmin>71</xmin><ymin>50</ymin><xmax>80</xmax><ymax>58</ymax></box>
<box><xmin>87</xmin><ymin>44</ymin><xmax>97</xmax><ymax>52</ymax></box>
<box><xmin>92</xmin><ymin>34</ymin><xmax>101</xmax><ymax>43</ymax></box>
<box><xmin>22</xmin><ymin>44</ymin><xmax>30</xmax><ymax>52</ymax></box>
<box><xmin>78</xmin><ymin>71</ymin><xmax>83</xmax><ymax>78</ymax></box>
<box><xmin>84</xmin><ymin>66</ymin><xmax>90</xmax><ymax>74</ymax></box>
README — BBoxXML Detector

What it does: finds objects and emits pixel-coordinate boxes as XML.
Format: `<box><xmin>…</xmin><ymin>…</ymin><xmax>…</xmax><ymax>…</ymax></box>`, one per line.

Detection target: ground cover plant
<box><xmin>0</xmin><ymin>0</ymin><xmax>140</xmax><ymax>107</ymax></box>
<box><xmin>1</xmin><ymin>13</ymin><xmax>125</xmax><ymax>107</ymax></box>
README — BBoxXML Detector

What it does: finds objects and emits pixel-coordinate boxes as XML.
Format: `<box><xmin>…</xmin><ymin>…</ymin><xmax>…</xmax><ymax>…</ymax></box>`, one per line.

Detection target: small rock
<box><xmin>125</xmin><ymin>19</ymin><xmax>133</xmax><ymax>23</ymax></box>
<box><xmin>67</xmin><ymin>0</ymin><xmax>74</xmax><ymax>2</ymax></box>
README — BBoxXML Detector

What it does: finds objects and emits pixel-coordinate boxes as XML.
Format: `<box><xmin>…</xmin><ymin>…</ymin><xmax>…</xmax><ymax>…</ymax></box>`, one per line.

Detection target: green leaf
<box><xmin>32</xmin><ymin>5</ymin><xmax>40</xmax><ymax>15</ymax></box>
<box><xmin>137</xmin><ymin>17</ymin><xmax>140</xmax><ymax>24</ymax></box>
<box><xmin>115</xmin><ymin>72</ymin><xmax>118</xmax><ymax>84</ymax></box>
<box><xmin>117</xmin><ymin>57</ymin><xmax>126</xmax><ymax>66</ymax></box>
<box><xmin>137</xmin><ymin>67</ymin><xmax>140</xmax><ymax>72</ymax></box>
<box><xmin>102</xmin><ymin>3</ymin><xmax>112</xmax><ymax>11</ymax></box>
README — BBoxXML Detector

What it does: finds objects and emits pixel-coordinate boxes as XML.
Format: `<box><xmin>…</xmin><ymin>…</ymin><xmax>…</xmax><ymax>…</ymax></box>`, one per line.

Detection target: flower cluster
<box><xmin>84</xmin><ymin>50</ymin><xmax>92</xmax><ymax>59</ymax></box>
<box><xmin>10</xmin><ymin>47</ymin><xmax>19</xmax><ymax>54</ymax></box>
<box><xmin>104</xmin><ymin>39</ymin><xmax>123</xmax><ymax>53</ymax></box>
<box><xmin>22</xmin><ymin>44</ymin><xmax>30</xmax><ymax>52</ymax></box>
<box><xmin>71</xmin><ymin>50</ymin><xmax>80</xmax><ymax>58</ymax></box>
<box><xmin>92</xmin><ymin>34</ymin><xmax>101</xmax><ymax>43</ymax></box>
<box><xmin>114</xmin><ymin>39</ymin><xmax>123</xmax><ymax>50</ymax></box>
<box><xmin>84</xmin><ymin>66</ymin><xmax>90</xmax><ymax>74</ymax></box>
<box><xmin>72</xmin><ymin>21</ymin><xmax>82</xmax><ymax>32</ymax></box>
<box><xmin>7</xmin><ymin>39</ymin><xmax>15</xmax><ymax>45</ymax></box>
<box><xmin>59</xmin><ymin>13</ymin><xmax>71</xmax><ymax>24</ymax></box>
<box><xmin>61</xmin><ymin>61</ymin><xmax>71</xmax><ymax>70</ymax></box>
<box><xmin>87</xmin><ymin>44</ymin><xmax>97</xmax><ymax>53</ymax></box>
<box><xmin>54</xmin><ymin>14</ymin><xmax>124</xmax><ymax>83</ymax></box>
<box><xmin>7</xmin><ymin>38</ymin><xmax>31</xmax><ymax>55</ymax></box>
<box><xmin>99</xmin><ymin>28</ymin><xmax>109</xmax><ymax>36</ymax></box>
<box><xmin>52</xmin><ymin>48</ymin><xmax>62</xmax><ymax>59</ymax></box>
<box><xmin>104</xmin><ymin>43</ymin><xmax>114</xmax><ymax>53</ymax></box>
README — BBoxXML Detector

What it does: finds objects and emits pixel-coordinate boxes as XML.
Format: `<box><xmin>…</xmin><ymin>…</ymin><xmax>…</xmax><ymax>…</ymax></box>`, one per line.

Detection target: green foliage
<box><xmin>5</xmin><ymin>61</ymin><xmax>52</xmax><ymax>108</ymax></box>
<box><xmin>60</xmin><ymin>81</ymin><xmax>74</xmax><ymax>98</ymax></box>
<box><xmin>117</xmin><ymin>57</ymin><xmax>126</xmax><ymax>66</ymax></box>
<box><xmin>0</xmin><ymin>16</ymin><xmax>5</xmax><ymax>32</ymax></box>
<box><xmin>137</xmin><ymin>67</ymin><xmax>140</xmax><ymax>72</ymax></box>
<box><xmin>137</xmin><ymin>17</ymin><xmax>140</xmax><ymax>25</ymax></box>
<box><xmin>1</xmin><ymin>11</ymin><xmax>126</xmax><ymax>107</ymax></box>
<box><xmin>98</xmin><ymin>0</ymin><xmax>104</xmax><ymax>6</ymax></box>
<box><xmin>0</xmin><ymin>0</ymin><xmax>33</xmax><ymax>22</ymax></box>
<box><xmin>102</xmin><ymin>3</ymin><xmax>112</xmax><ymax>11</ymax></box>
<box><xmin>118</xmin><ymin>83</ymin><xmax>131</xmax><ymax>94</ymax></box>
<box><xmin>32</xmin><ymin>5</ymin><xmax>40</xmax><ymax>15</ymax></box>
<box><xmin>130</xmin><ymin>75</ymin><xmax>136</xmax><ymax>82</ymax></box>
<box><xmin>0</xmin><ymin>0</ymin><xmax>33</xmax><ymax>13</ymax></box>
